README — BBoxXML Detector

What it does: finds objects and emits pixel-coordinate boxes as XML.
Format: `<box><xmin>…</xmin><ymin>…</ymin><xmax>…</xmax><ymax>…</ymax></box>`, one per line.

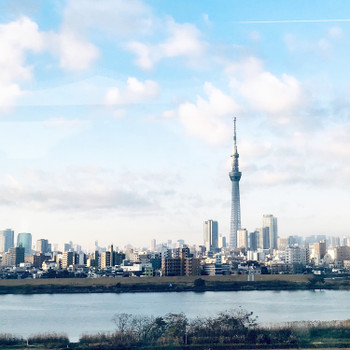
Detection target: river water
<box><xmin>0</xmin><ymin>290</ymin><xmax>349</xmax><ymax>341</ymax></box>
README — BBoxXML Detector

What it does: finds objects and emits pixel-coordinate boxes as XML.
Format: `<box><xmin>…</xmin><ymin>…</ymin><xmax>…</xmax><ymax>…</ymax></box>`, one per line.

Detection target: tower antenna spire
<box><xmin>233</xmin><ymin>117</ymin><xmax>237</xmax><ymax>154</ymax></box>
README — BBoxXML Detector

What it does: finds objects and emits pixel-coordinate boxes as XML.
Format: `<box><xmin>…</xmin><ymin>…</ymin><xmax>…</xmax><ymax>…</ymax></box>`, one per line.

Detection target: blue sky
<box><xmin>1</xmin><ymin>0</ymin><xmax>350</xmax><ymax>250</ymax></box>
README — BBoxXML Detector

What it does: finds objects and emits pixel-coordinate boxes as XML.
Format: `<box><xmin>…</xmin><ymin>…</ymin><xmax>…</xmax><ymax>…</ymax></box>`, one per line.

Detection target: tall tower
<box><xmin>229</xmin><ymin>117</ymin><xmax>242</xmax><ymax>248</ymax></box>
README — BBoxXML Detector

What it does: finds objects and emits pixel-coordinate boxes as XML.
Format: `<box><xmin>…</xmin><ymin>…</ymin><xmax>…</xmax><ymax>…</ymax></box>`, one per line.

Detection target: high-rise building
<box><xmin>335</xmin><ymin>246</ymin><xmax>350</xmax><ymax>261</ymax></box>
<box><xmin>8</xmin><ymin>246</ymin><xmax>25</xmax><ymax>266</ymax></box>
<box><xmin>263</xmin><ymin>214</ymin><xmax>278</xmax><ymax>250</ymax></box>
<box><xmin>36</xmin><ymin>239</ymin><xmax>50</xmax><ymax>253</ymax></box>
<box><xmin>100</xmin><ymin>251</ymin><xmax>111</xmax><ymax>269</ymax></box>
<box><xmin>229</xmin><ymin>117</ymin><xmax>242</xmax><ymax>248</ymax></box>
<box><xmin>237</xmin><ymin>228</ymin><xmax>248</xmax><ymax>249</ymax></box>
<box><xmin>285</xmin><ymin>246</ymin><xmax>309</xmax><ymax>266</ymax></box>
<box><xmin>0</xmin><ymin>229</ymin><xmax>14</xmax><ymax>253</ymax></box>
<box><xmin>218</xmin><ymin>234</ymin><xmax>227</xmax><ymax>249</ymax></box>
<box><xmin>62</xmin><ymin>251</ymin><xmax>74</xmax><ymax>269</ymax></box>
<box><xmin>150</xmin><ymin>239</ymin><xmax>156</xmax><ymax>251</ymax></box>
<box><xmin>203</xmin><ymin>220</ymin><xmax>218</xmax><ymax>252</ymax></box>
<box><xmin>177</xmin><ymin>239</ymin><xmax>185</xmax><ymax>247</ymax></box>
<box><xmin>248</xmin><ymin>230</ymin><xmax>259</xmax><ymax>251</ymax></box>
<box><xmin>17</xmin><ymin>233</ymin><xmax>32</xmax><ymax>256</ymax></box>
<box><xmin>63</xmin><ymin>243</ymin><xmax>71</xmax><ymax>252</ymax></box>
<box><xmin>314</xmin><ymin>240</ymin><xmax>326</xmax><ymax>259</ymax></box>
<box><xmin>278</xmin><ymin>238</ymin><xmax>289</xmax><ymax>251</ymax></box>
<box><xmin>161</xmin><ymin>245</ymin><xmax>200</xmax><ymax>276</ymax></box>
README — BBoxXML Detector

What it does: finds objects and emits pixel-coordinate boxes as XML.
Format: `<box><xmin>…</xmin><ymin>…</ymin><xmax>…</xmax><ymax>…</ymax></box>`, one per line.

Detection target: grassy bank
<box><xmin>0</xmin><ymin>274</ymin><xmax>348</xmax><ymax>294</ymax></box>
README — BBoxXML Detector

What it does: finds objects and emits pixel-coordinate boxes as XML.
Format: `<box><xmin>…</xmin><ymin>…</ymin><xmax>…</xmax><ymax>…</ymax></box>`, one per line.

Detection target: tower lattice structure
<box><xmin>229</xmin><ymin>117</ymin><xmax>242</xmax><ymax>248</ymax></box>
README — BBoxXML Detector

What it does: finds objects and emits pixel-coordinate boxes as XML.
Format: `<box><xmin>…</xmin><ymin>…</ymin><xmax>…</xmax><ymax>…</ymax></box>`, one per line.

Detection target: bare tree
<box><xmin>112</xmin><ymin>313</ymin><xmax>133</xmax><ymax>334</ymax></box>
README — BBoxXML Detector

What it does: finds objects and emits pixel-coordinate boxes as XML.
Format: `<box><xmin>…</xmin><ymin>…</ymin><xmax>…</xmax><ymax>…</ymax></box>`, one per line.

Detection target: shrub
<box><xmin>27</xmin><ymin>332</ymin><xmax>69</xmax><ymax>347</ymax></box>
<box><xmin>194</xmin><ymin>278</ymin><xmax>205</xmax><ymax>287</ymax></box>
<box><xmin>0</xmin><ymin>333</ymin><xmax>24</xmax><ymax>345</ymax></box>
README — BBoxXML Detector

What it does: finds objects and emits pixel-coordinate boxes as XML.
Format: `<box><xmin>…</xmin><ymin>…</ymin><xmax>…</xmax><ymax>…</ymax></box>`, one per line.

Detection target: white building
<box><xmin>285</xmin><ymin>246</ymin><xmax>309</xmax><ymax>265</ymax></box>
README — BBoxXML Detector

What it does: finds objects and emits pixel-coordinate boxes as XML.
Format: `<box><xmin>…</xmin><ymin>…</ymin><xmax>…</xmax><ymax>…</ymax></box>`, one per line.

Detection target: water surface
<box><xmin>0</xmin><ymin>290</ymin><xmax>348</xmax><ymax>341</ymax></box>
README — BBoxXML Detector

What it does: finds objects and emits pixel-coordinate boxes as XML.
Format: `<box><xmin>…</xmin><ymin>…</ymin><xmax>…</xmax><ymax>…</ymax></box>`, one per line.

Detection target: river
<box><xmin>1</xmin><ymin>290</ymin><xmax>348</xmax><ymax>341</ymax></box>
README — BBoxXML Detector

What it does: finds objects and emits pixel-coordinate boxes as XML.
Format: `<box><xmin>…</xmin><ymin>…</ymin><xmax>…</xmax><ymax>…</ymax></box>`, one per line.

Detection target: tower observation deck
<box><xmin>229</xmin><ymin>117</ymin><xmax>241</xmax><ymax>248</ymax></box>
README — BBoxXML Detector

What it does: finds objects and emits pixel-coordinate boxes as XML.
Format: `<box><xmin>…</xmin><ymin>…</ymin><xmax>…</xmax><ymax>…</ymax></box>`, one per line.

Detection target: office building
<box><xmin>218</xmin><ymin>234</ymin><xmax>226</xmax><ymax>249</ymax></box>
<box><xmin>8</xmin><ymin>246</ymin><xmax>25</xmax><ymax>266</ymax></box>
<box><xmin>17</xmin><ymin>233</ymin><xmax>32</xmax><ymax>256</ymax></box>
<box><xmin>263</xmin><ymin>214</ymin><xmax>278</xmax><ymax>250</ymax></box>
<box><xmin>203</xmin><ymin>220</ymin><xmax>218</xmax><ymax>252</ymax></box>
<box><xmin>0</xmin><ymin>229</ymin><xmax>14</xmax><ymax>253</ymax></box>
<box><xmin>314</xmin><ymin>240</ymin><xmax>326</xmax><ymax>259</ymax></box>
<box><xmin>161</xmin><ymin>245</ymin><xmax>200</xmax><ymax>276</ymax></box>
<box><xmin>237</xmin><ymin>228</ymin><xmax>248</xmax><ymax>249</ymax></box>
<box><xmin>335</xmin><ymin>246</ymin><xmax>350</xmax><ymax>262</ymax></box>
<box><xmin>100</xmin><ymin>251</ymin><xmax>111</xmax><ymax>269</ymax></box>
<box><xmin>36</xmin><ymin>239</ymin><xmax>50</xmax><ymax>254</ymax></box>
<box><xmin>278</xmin><ymin>238</ymin><xmax>288</xmax><ymax>251</ymax></box>
<box><xmin>150</xmin><ymin>239</ymin><xmax>156</xmax><ymax>251</ymax></box>
<box><xmin>248</xmin><ymin>230</ymin><xmax>259</xmax><ymax>251</ymax></box>
<box><xmin>62</xmin><ymin>251</ymin><xmax>74</xmax><ymax>269</ymax></box>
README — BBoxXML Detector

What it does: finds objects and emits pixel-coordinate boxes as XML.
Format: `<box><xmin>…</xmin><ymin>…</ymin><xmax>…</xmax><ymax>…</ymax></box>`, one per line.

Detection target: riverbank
<box><xmin>0</xmin><ymin>274</ymin><xmax>349</xmax><ymax>294</ymax></box>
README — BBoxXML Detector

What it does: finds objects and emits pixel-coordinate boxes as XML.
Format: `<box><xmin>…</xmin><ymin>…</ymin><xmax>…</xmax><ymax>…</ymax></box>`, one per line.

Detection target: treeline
<box><xmin>1</xmin><ymin>311</ymin><xmax>350</xmax><ymax>349</ymax></box>
<box><xmin>0</xmin><ymin>332</ymin><xmax>69</xmax><ymax>348</ymax></box>
<box><xmin>79</xmin><ymin>310</ymin><xmax>350</xmax><ymax>349</ymax></box>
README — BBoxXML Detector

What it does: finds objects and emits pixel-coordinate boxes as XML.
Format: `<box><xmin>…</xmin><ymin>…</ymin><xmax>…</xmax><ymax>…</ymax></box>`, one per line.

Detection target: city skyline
<box><xmin>1</xmin><ymin>1</ymin><xmax>350</xmax><ymax>249</ymax></box>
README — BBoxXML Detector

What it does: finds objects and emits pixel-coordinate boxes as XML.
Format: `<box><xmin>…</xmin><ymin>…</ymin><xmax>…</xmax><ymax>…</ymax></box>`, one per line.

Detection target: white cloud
<box><xmin>203</xmin><ymin>14</ymin><xmax>212</xmax><ymax>27</ymax></box>
<box><xmin>0</xmin><ymin>120</ymin><xmax>88</xmax><ymax>159</ymax></box>
<box><xmin>284</xmin><ymin>34</ymin><xmax>297</xmax><ymax>52</ymax></box>
<box><xmin>0</xmin><ymin>167</ymin><xmax>165</xmax><ymax>212</ymax></box>
<box><xmin>317</xmin><ymin>38</ymin><xmax>331</xmax><ymax>52</ymax></box>
<box><xmin>328</xmin><ymin>26</ymin><xmax>343</xmax><ymax>39</ymax></box>
<box><xmin>103</xmin><ymin>77</ymin><xmax>160</xmax><ymax>105</ymax></box>
<box><xmin>238</xmin><ymin>72</ymin><xmax>301</xmax><ymax>116</ymax></box>
<box><xmin>284</xmin><ymin>26</ymin><xmax>343</xmax><ymax>56</ymax></box>
<box><xmin>170</xmin><ymin>82</ymin><xmax>240</xmax><ymax>145</ymax></box>
<box><xmin>248</xmin><ymin>31</ymin><xmax>261</xmax><ymax>42</ymax></box>
<box><xmin>0</xmin><ymin>15</ymin><xmax>102</xmax><ymax>110</ymax></box>
<box><xmin>46</xmin><ymin>31</ymin><xmax>99</xmax><ymax>71</ymax></box>
<box><xmin>63</xmin><ymin>0</ymin><xmax>153</xmax><ymax>37</ymax></box>
<box><xmin>0</xmin><ymin>16</ymin><xmax>44</xmax><ymax>110</ymax></box>
<box><xmin>240</xmin><ymin>140</ymin><xmax>272</xmax><ymax>158</ymax></box>
<box><xmin>126</xmin><ymin>19</ymin><xmax>207</xmax><ymax>70</ymax></box>
<box><xmin>228</xmin><ymin>57</ymin><xmax>303</xmax><ymax>118</ymax></box>
<box><xmin>160</xmin><ymin>20</ymin><xmax>206</xmax><ymax>58</ymax></box>
<box><xmin>42</xmin><ymin>117</ymin><xmax>88</xmax><ymax>131</ymax></box>
<box><xmin>162</xmin><ymin>110</ymin><xmax>176</xmax><ymax>119</ymax></box>
<box><xmin>0</xmin><ymin>84</ymin><xmax>22</xmax><ymax>111</ymax></box>
<box><xmin>126</xmin><ymin>41</ymin><xmax>155</xmax><ymax>70</ymax></box>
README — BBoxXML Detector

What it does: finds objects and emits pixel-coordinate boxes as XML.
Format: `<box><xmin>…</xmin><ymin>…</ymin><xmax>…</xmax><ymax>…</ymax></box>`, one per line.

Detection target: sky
<box><xmin>1</xmin><ymin>0</ymin><xmax>350</xmax><ymax>250</ymax></box>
